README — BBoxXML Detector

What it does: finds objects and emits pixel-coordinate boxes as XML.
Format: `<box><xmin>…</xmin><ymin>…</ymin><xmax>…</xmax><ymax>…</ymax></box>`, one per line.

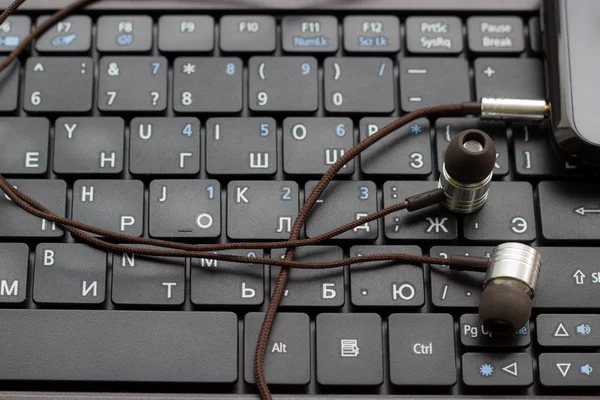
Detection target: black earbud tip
<box><xmin>479</xmin><ymin>283</ymin><xmax>532</xmax><ymax>336</ymax></box>
<box><xmin>445</xmin><ymin>129</ymin><xmax>496</xmax><ymax>184</ymax></box>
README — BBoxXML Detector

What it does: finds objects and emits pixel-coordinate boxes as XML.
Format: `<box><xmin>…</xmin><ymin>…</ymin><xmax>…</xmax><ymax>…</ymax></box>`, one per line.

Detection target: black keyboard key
<box><xmin>400</xmin><ymin>58</ymin><xmax>470</xmax><ymax>112</ymax></box>
<box><xmin>192</xmin><ymin>250</ymin><xmax>264</xmax><ymax>306</ymax></box>
<box><xmin>360</xmin><ymin>118</ymin><xmax>431</xmax><ymax>176</ymax></box>
<box><xmin>460</xmin><ymin>314</ymin><xmax>530</xmax><ymax>348</ymax></box>
<box><xmin>463</xmin><ymin>182</ymin><xmax>536</xmax><ymax>242</ymax></box>
<box><xmin>316</xmin><ymin>313</ymin><xmax>382</xmax><ymax>385</ymax></box>
<box><xmin>35</xmin><ymin>15</ymin><xmax>92</xmax><ymax>52</ymax></box>
<box><xmin>539</xmin><ymin>353</ymin><xmax>600</xmax><ymax>386</ymax></box>
<box><xmin>405</xmin><ymin>16</ymin><xmax>463</xmax><ymax>54</ymax></box>
<box><xmin>462</xmin><ymin>353</ymin><xmax>533</xmax><ymax>387</ymax></box>
<box><xmin>282</xmin><ymin>15</ymin><xmax>338</xmax><ymax>53</ymax></box>
<box><xmin>383</xmin><ymin>181</ymin><xmax>457</xmax><ymax>241</ymax></box>
<box><xmin>98</xmin><ymin>56</ymin><xmax>167</xmax><ymax>112</ymax></box>
<box><xmin>158</xmin><ymin>16</ymin><xmax>214</xmax><ymax>53</ymax></box>
<box><xmin>53</xmin><ymin>117</ymin><xmax>124</xmax><ymax>175</ymax></box>
<box><xmin>24</xmin><ymin>57</ymin><xmax>93</xmax><ymax>113</ymax></box>
<box><xmin>97</xmin><ymin>16</ymin><xmax>152</xmax><ymax>52</ymax></box>
<box><xmin>272</xmin><ymin>246</ymin><xmax>343</xmax><ymax>308</ymax></box>
<box><xmin>537</xmin><ymin>314</ymin><xmax>600</xmax><ymax>347</ymax></box>
<box><xmin>532</xmin><ymin>247</ymin><xmax>600</xmax><ymax>309</ymax></box>
<box><xmin>72</xmin><ymin>180</ymin><xmax>143</xmax><ymax>236</ymax></box>
<box><xmin>324</xmin><ymin>57</ymin><xmax>394</xmax><ymax>113</ymax></box>
<box><xmin>350</xmin><ymin>246</ymin><xmax>425</xmax><ymax>307</ymax></box>
<box><xmin>0</xmin><ymin>243</ymin><xmax>28</xmax><ymax>304</ymax></box>
<box><xmin>173</xmin><ymin>57</ymin><xmax>242</xmax><ymax>113</ymax></box>
<box><xmin>248</xmin><ymin>56</ymin><xmax>318</xmax><ymax>112</ymax></box>
<box><xmin>343</xmin><ymin>16</ymin><xmax>400</xmax><ymax>53</ymax></box>
<box><xmin>0</xmin><ymin>57</ymin><xmax>19</xmax><ymax>111</ymax></box>
<box><xmin>430</xmin><ymin>246</ymin><xmax>491</xmax><ymax>308</ymax></box>
<box><xmin>0</xmin><ymin>16</ymin><xmax>30</xmax><ymax>52</ymax></box>
<box><xmin>130</xmin><ymin>117</ymin><xmax>200</xmax><ymax>176</ymax></box>
<box><xmin>305</xmin><ymin>180</ymin><xmax>377</xmax><ymax>240</ymax></box>
<box><xmin>0</xmin><ymin>310</ymin><xmax>238</xmax><ymax>383</ymax></box>
<box><xmin>474</xmin><ymin>58</ymin><xmax>545</xmax><ymax>100</ymax></box>
<box><xmin>244</xmin><ymin>312</ymin><xmax>310</xmax><ymax>385</ymax></box>
<box><xmin>388</xmin><ymin>314</ymin><xmax>456</xmax><ymax>386</ymax></box>
<box><xmin>0</xmin><ymin>179</ymin><xmax>66</xmax><ymax>238</ymax></box>
<box><xmin>538</xmin><ymin>182</ymin><xmax>599</xmax><ymax>241</ymax></box>
<box><xmin>283</xmin><ymin>117</ymin><xmax>354</xmax><ymax>175</ymax></box>
<box><xmin>513</xmin><ymin>124</ymin><xmax>581</xmax><ymax>177</ymax></box>
<box><xmin>529</xmin><ymin>17</ymin><xmax>542</xmax><ymax>53</ymax></box>
<box><xmin>0</xmin><ymin>118</ymin><xmax>49</xmax><ymax>175</ymax></box>
<box><xmin>220</xmin><ymin>16</ymin><xmax>276</xmax><ymax>53</ymax></box>
<box><xmin>467</xmin><ymin>16</ymin><xmax>525</xmax><ymax>53</ymax></box>
<box><xmin>227</xmin><ymin>181</ymin><xmax>299</xmax><ymax>240</ymax></box>
<box><xmin>436</xmin><ymin>118</ymin><xmax>509</xmax><ymax>177</ymax></box>
<box><xmin>149</xmin><ymin>180</ymin><xmax>220</xmax><ymax>239</ymax></box>
<box><xmin>206</xmin><ymin>118</ymin><xmax>276</xmax><ymax>175</ymax></box>
<box><xmin>113</xmin><ymin>247</ymin><xmax>185</xmax><ymax>306</ymax></box>
<box><xmin>33</xmin><ymin>244</ymin><xmax>106</xmax><ymax>305</ymax></box>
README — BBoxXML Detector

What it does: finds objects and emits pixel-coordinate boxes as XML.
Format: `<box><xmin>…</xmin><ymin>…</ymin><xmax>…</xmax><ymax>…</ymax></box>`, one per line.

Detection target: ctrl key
<box><xmin>539</xmin><ymin>353</ymin><xmax>600</xmax><ymax>387</ymax></box>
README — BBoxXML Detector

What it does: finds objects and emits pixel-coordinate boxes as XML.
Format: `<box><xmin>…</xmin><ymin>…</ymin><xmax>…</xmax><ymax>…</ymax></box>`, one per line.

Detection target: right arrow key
<box><xmin>540</xmin><ymin>353</ymin><xmax>600</xmax><ymax>387</ymax></box>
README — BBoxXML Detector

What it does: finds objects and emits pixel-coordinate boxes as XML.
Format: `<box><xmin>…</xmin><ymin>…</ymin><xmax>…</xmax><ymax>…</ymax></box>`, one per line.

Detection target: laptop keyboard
<box><xmin>0</xmin><ymin>4</ymin><xmax>599</xmax><ymax>397</ymax></box>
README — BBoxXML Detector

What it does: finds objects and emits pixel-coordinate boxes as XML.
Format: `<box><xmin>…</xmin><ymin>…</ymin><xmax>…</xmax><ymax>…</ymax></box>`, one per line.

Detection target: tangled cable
<box><xmin>0</xmin><ymin>1</ymin><xmax>488</xmax><ymax>399</ymax></box>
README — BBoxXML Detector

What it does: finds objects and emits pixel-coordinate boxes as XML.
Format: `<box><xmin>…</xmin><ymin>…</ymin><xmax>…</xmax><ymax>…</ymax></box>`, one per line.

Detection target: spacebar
<box><xmin>0</xmin><ymin>310</ymin><xmax>238</xmax><ymax>383</ymax></box>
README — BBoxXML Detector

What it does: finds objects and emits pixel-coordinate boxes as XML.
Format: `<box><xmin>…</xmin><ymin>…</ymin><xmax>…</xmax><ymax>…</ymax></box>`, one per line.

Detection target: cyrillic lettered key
<box><xmin>206</xmin><ymin>118</ymin><xmax>276</xmax><ymax>175</ymax></box>
<box><xmin>0</xmin><ymin>243</ymin><xmax>28</xmax><ymax>304</ymax></box>
<box><xmin>130</xmin><ymin>118</ymin><xmax>200</xmax><ymax>176</ymax></box>
<box><xmin>113</xmin><ymin>246</ymin><xmax>185</xmax><ymax>306</ymax></box>
<box><xmin>305</xmin><ymin>180</ymin><xmax>377</xmax><ymax>240</ymax></box>
<box><xmin>462</xmin><ymin>353</ymin><xmax>533</xmax><ymax>387</ymax></box>
<box><xmin>384</xmin><ymin>181</ymin><xmax>457</xmax><ymax>241</ymax></box>
<box><xmin>24</xmin><ymin>57</ymin><xmax>93</xmax><ymax>113</ymax></box>
<box><xmin>537</xmin><ymin>314</ymin><xmax>600</xmax><ymax>347</ymax></box>
<box><xmin>0</xmin><ymin>310</ymin><xmax>238</xmax><ymax>383</ymax></box>
<box><xmin>324</xmin><ymin>57</ymin><xmax>394</xmax><ymax>113</ymax></box>
<box><xmin>533</xmin><ymin>247</ymin><xmax>600</xmax><ymax>309</ymax></box>
<box><xmin>460</xmin><ymin>314</ymin><xmax>530</xmax><ymax>348</ymax></box>
<box><xmin>33</xmin><ymin>244</ymin><xmax>106</xmax><ymax>305</ymax></box>
<box><xmin>149</xmin><ymin>180</ymin><xmax>220</xmax><ymax>239</ymax></box>
<box><xmin>0</xmin><ymin>118</ymin><xmax>49</xmax><ymax>175</ymax></box>
<box><xmin>227</xmin><ymin>181</ymin><xmax>299</xmax><ymax>240</ymax></box>
<box><xmin>244</xmin><ymin>312</ymin><xmax>310</xmax><ymax>385</ymax></box>
<box><xmin>389</xmin><ymin>314</ymin><xmax>456</xmax><ymax>386</ymax></box>
<box><xmin>53</xmin><ymin>117</ymin><xmax>124</xmax><ymax>175</ymax></box>
<box><xmin>539</xmin><ymin>353</ymin><xmax>600</xmax><ymax>387</ymax></box>
<box><xmin>248</xmin><ymin>57</ymin><xmax>318</xmax><ymax>112</ymax></box>
<box><xmin>283</xmin><ymin>117</ymin><xmax>354</xmax><ymax>175</ymax></box>
<box><xmin>350</xmin><ymin>246</ymin><xmax>425</xmax><ymax>307</ymax></box>
<box><xmin>0</xmin><ymin>179</ymin><xmax>66</xmax><ymax>238</ymax></box>
<box><xmin>271</xmin><ymin>246</ymin><xmax>343</xmax><ymax>308</ymax></box>
<box><xmin>360</xmin><ymin>118</ymin><xmax>431</xmax><ymax>176</ymax></box>
<box><xmin>430</xmin><ymin>246</ymin><xmax>491</xmax><ymax>308</ymax></box>
<box><xmin>282</xmin><ymin>16</ymin><xmax>338</xmax><ymax>53</ymax></box>
<box><xmin>72</xmin><ymin>180</ymin><xmax>143</xmax><ymax>237</ymax></box>
<box><xmin>173</xmin><ymin>57</ymin><xmax>242</xmax><ymax>113</ymax></box>
<box><xmin>316</xmin><ymin>313</ymin><xmax>382</xmax><ymax>385</ymax></box>
<box><xmin>191</xmin><ymin>250</ymin><xmax>264</xmax><ymax>307</ymax></box>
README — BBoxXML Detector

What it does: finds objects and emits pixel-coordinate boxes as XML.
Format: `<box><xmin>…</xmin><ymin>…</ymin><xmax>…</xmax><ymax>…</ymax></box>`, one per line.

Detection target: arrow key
<box><xmin>539</xmin><ymin>353</ymin><xmax>600</xmax><ymax>387</ymax></box>
<box><xmin>462</xmin><ymin>353</ymin><xmax>533</xmax><ymax>387</ymax></box>
<box><xmin>539</xmin><ymin>182</ymin><xmax>600</xmax><ymax>241</ymax></box>
<box><xmin>536</xmin><ymin>314</ymin><xmax>600</xmax><ymax>347</ymax></box>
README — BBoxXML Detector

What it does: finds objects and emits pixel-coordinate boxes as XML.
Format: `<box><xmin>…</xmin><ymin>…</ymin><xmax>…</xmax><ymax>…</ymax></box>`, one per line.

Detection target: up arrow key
<box><xmin>502</xmin><ymin>362</ymin><xmax>518</xmax><ymax>377</ymax></box>
<box><xmin>33</xmin><ymin>63</ymin><xmax>44</xmax><ymax>72</ymax></box>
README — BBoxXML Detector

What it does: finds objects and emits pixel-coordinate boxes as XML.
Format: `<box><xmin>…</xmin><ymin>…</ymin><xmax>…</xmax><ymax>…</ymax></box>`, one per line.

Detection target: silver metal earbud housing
<box><xmin>438</xmin><ymin>164</ymin><xmax>492</xmax><ymax>214</ymax></box>
<box><xmin>483</xmin><ymin>242</ymin><xmax>541</xmax><ymax>296</ymax></box>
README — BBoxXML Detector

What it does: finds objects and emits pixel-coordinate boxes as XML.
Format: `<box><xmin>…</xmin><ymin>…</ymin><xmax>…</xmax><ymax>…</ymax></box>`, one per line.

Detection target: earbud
<box><xmin>478</xmin><ymin>243</ymin><xmax>541</xmax><ymax>335</ymax></box>
<box><xmin>439</xmin><ymin>129</ymin><xmax>496</xmax><ymax>214</ymax></box>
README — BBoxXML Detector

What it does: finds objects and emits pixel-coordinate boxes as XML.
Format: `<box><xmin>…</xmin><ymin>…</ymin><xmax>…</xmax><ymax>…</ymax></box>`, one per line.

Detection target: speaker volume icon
<box><xmin>576</xmin><ymin>323</ymin><xmax>592</xmax><ymax>337</ymax></box>
<box><xmin>580</xmin><ymin>364</ymin><xmax>593</xmax><ymax>376</ymax></box>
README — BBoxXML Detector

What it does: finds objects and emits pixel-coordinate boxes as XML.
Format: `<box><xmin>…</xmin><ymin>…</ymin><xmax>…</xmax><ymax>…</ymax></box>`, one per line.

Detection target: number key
<box><xmin>173</xmin><ymin>57</ymin><xmax>242</xmax><ymax>113</ymax></box>
<box><xmin>324</xmin><ymin>57</ymin><xmax>394</xmax><ymax>113</ymax></box>
<box><xmin>99</xmin><ymin>57</ymin><xmax>167</xmax><ymax>112</ymax></box>
<box><xmin>248</xmin><ymin>57</ymin><xmax>318</xmax><ymax>112</ymax></box>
